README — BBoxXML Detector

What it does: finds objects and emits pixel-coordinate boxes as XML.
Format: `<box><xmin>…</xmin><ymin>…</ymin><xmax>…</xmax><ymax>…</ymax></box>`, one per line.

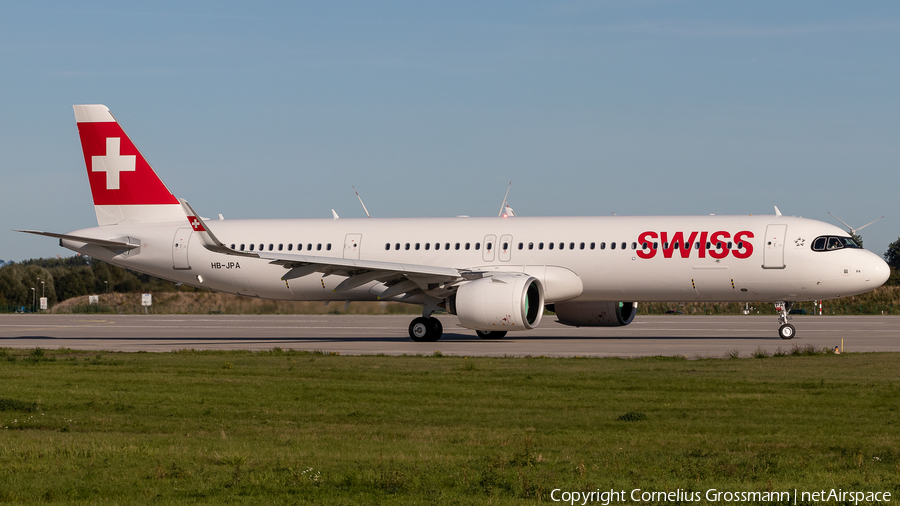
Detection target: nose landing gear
<box><xmin>775</xmin><ymin>301</ymin><xmax>796</xmax><ymax>339</ymax></box>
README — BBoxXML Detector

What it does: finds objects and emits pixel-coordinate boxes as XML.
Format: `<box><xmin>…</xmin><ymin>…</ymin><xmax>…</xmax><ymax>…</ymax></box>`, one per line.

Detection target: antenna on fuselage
<box><xmin>353</xmin><ymin>186</ymin><xmax>371</xmax><ymax>218</ymax></box>
<box><xmin>498</xmin><ymin>182</ymin><xmax>516</xmax><ymax>217</ymax></box>
<box><xmin>827</xmin><ymin>212</ymin><xmax>884</xmax><ymax>236</ymax></box>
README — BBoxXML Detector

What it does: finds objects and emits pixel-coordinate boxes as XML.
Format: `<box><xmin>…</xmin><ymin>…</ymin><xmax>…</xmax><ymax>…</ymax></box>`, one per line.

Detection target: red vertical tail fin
<box><xmin>74</xmin><ymin>105</ymin><xmax>185</xmax><ymax>226</ymax></box>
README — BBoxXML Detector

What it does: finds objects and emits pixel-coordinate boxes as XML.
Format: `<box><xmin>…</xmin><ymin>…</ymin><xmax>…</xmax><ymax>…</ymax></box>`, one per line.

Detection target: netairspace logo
<box><xmin>550</xmin><ymin>488</ymin><xmax>892</xmax><ymax>505</ymax></box>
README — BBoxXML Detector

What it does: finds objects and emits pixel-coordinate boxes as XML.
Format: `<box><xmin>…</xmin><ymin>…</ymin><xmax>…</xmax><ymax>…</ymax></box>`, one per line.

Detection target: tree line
<box><xmin>0</xmin><ymin>256</ymin><xmax>198</xmax><ymax>308</ymax></box>
<box><xmin>1</xmin><ymin>237</ymin><xmax>899</xmax><ymax>309</ymax></box>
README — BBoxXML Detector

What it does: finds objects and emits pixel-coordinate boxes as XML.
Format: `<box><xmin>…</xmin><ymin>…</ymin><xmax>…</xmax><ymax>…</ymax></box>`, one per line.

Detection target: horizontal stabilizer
<box><xmin>15</xmin><ymin>230</ymin><xmax>139</xmax><ymax>249</ymax></box>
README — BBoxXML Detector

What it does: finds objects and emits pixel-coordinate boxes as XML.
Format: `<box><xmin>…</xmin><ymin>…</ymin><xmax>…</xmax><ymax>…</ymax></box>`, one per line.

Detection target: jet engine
<box><xmin>447</xmin><ymin>274</ymin><xmax>544</xmax><ymax>331</ymax></box>
<box><xmin>551</xmin><ymin>301</ymin><xmax>638</xmax><ymax>327</ymax></box>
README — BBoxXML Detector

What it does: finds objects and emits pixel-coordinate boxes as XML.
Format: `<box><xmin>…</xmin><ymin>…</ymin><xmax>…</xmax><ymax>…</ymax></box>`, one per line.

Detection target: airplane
<box><xmin>18</xmin><ymin>105</ymin><xmax>891</xmax><ymax>342</ymax></box>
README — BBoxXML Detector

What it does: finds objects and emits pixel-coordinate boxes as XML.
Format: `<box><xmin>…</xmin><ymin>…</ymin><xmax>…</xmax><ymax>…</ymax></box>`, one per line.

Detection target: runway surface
<box><xmin>0</xmin><ymin>314</ymin><xmax>897</xmax><ymax>357</ymax></box>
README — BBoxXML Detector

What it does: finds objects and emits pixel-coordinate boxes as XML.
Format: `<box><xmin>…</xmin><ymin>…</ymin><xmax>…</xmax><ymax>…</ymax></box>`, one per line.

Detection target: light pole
<box><xmin>104</xmin><ymin>280</ymin><xmax>109</xmax><ymax>294</ymax></box>
<box><xmin>40</xmin><ymin>281</ymin><xmax>45</xmax><ymax>310</ymax></box>
<box><xmin>31</xmin><ymin>287</ymin><xmax>35</xmax><ymax>312</ymax></box>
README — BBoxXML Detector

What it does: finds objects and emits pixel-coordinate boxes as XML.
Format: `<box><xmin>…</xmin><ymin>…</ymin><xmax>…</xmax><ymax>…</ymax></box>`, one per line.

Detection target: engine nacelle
<box><xmin>552</xmin><ymin>301</ymin><xmax>638</xmax><ymax>327</ymax></box>
<box><xmin>448</xmin><ymin>274</ymin><xmax>544</xmax><ymax>331</ymax></box>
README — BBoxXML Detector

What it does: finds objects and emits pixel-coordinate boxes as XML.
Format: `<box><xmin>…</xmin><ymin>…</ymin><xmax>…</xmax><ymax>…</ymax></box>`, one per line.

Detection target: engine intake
<box><xmin>448</xmin><ymin>274</ymin><xmax>544</xmax><ymax>331</ymax></box>
<box><xmin>552</xmin><ymin>301</ymin><xmax>638</xmax><ymax>327</ymax></box>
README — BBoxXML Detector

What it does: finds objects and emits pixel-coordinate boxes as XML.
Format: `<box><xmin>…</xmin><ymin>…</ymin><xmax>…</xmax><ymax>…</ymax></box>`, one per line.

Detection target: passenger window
<box><xmin>695</xmin><ymin>242</ymin><xmax>700</xmax><ymax>250</ymax></box>
<box><xmin>395</xmin><ymin>243</ymin><xmax>400</xmax><ymax>250</ymax></box>
<box><xmin>434</xmin><ymin>243</ymin><xmax>439</xmax><ymax>250</ymax></box>
<box><xmin>287</xmin><ymin>244</ymin><xmax>292</xmax><ymax>251</ymax></box>
<box><xmin>559</xmin><ymin>242</ymin><xmax>564</xmax><ymax>250</ymax></box>
<box><xmin>502</xmin><ymin>242</ymin><xmax>509</xmax><ymax>250</ymax></box>
<box><xmin>590</xmin><ymin>242</ymin><xmax>595</xmax><ymax>250</ymax></box>
<box><xmin>455</xmin><ymin>243</ymin><xmax>460</xmax><ymax>250</ymax></box>
<box><xmin>548</xmin><ymin>242</ymin><xmax>554</xmax><ymax>250</ymax></box>
<box><xmin>405</xmin><ymin>243</ymin><xmax>410</xmax><ymax>250</ymax></box>
<box><xmin>465</xmin><ymin>243</ymin><xmax>470</xmax><ymax>250</ymax></box>
<box><xmin>385</xmin><ymin>243</ymin><xmax>390</xmax><ymax>250</ymax></box>
<box><xmin>475</xmin><ymin>243</ymin><xmax>480</xmax><ymax>250</ymax></box>
<box><xmin>278</xmin><ymin>244</ymin><xmax>283</xmax><ymax>251</ymax></box>
<box><xmin>317</xmin><ymin>244</ymin><xmax>322</xmax><ymax>251</ymax></box>
<box><xmin>239</xmin><ymin>243</ymin><xmax>245</xmax><ymax>250</ymax></box>
<box><xmin>327</xmin><ymin>243</ymin><xmax>332</xmax><ymax>251</ymax></box>
<box><xmin>445</xmin><ymin>243</ymin><xmax>450</xmax><ymax>250</ymax></box>
<box><xmin>569</xmin><ymin>242</ymin><xmax>575</xmax><ymax>250</ymax></box>
<box><xmin>621</xmin><ymin>242</ymin><xmax>626</xmax><ymax>250</ymax></box>
<box><xmin>529</xmin><ymin>242</ymin><xmax>534</xmax><ymax>250</ymax></box>
<box><xmin>518</xmin><ymin>242</ymin><xmax>524</xmax><ymax>250</ymax></box>
<box><xmin>230</xmin><ymin>244</ymin><xmax>235</xmax><ymax>249</ymax></box>
<box><xmin>642</xmin><ymin>242</ymin><xmax>648</xmax><ymax>249</ymax></box>
<box><xmin>611</xmin><ymin>242</ymin><xmax>616</xmax><ymax>250</ymax></box>
<box><xmin>579</xmin><ymin>242</ymin><xmax>585</xmax><ymax>250</ymax></box>
<box><xmin>249</xmin><ymin>244</ymin><xmax>255</xmax><ymax>251</ymax></box>
<box><xmin>631</xmin><ymin>242</ymin><xmax>637</xmax><ymax>250</ymax></box>
<box><xmin>425</xmin><ymin>243</ymin><xmax>430</xmax><ymax>250</ymax></box>
<box><xmin>539</xmin><ymin>242</ymin><xmax>544</xmax><ymax>250</ymax></box>
<box><xmin>486</xmin><ymin>242</ymin><xmax>492</xmax><ymax>251</ymax></box>
<box><xmin>653</xmin><ymin>242</ymin><xmax>658</xmax><ymax>249</ymax></box>
<box><xmin>706</xmin><ymin>242</ymin><xmax>711</xmax><ymax>249</ymax></box>
<box><xmin>307</xmin><ymin>244</ymin><xmax>313</xmax><ymax>251</ymax></box>
<box><xmin>415</xmin><ymin>243</ymin><xmax>420</xmax><ymax>250</ymax></box>
<box><xmin>600</xmin><ymin>242</ymin><xmax>606</xmax><ymax>250</ymax></box>
<box><xmin>259</xmin><ymin>244</ymin><xmax>264</xmax><ymax>251</ymax></box>
<box><xmin>727</xmin><ymin>242</ymin><xmax>732</xmax><ymax>249</ymax></box>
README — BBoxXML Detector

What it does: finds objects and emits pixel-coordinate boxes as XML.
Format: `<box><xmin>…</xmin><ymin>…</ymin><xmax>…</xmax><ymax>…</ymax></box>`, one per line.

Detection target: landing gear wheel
<box><xmin>774</xmin><ymin>301</ymin><xmax>796</xmax><ymax>340</ymax></box>
<box><xmin>409</xmin><ymin>317</ymin><xmax>442</xmax><ymax>342</ymax></box>
<box><xmin>778</xmin><ymin>324</ymin><xmax>796</xmax><ymax>340</ymax></box>
<box><xmin>476</xmin><ymin>330</ymin><xmax>508</xmax><ymax>339</ymax></box>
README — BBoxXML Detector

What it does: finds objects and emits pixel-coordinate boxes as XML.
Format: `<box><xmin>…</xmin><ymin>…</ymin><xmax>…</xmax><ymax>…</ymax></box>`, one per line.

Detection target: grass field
<box><xmin>1</xmin><ymin>348</ymin><xmax>898</xmax><ymax>504</ymax></box>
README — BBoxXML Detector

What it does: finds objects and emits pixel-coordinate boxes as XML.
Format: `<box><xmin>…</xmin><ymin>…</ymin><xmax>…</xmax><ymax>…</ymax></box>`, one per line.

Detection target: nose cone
<box><xmin>866</xmin><ymin>251</ymin><xmax>891</xmax><ymax>287</ymax></box>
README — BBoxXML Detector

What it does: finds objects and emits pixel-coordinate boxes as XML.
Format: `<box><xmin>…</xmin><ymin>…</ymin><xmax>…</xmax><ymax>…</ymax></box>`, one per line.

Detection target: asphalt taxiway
<box><xmin>0</xmin><ymin>314</ymin><xmax>897</xmax><ymax>357</ymax></box>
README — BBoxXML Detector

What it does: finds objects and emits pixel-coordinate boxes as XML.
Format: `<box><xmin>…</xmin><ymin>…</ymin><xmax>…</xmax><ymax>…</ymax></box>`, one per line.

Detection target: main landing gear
<box><xmin>409</xmin><ymin>316</ymin><xmax>443</xmax><ymax>342</ymax></box>
<box><xmin>775</xmin><ymin>301</ymin><xmax>796</xmax><ymax>340</ymax></box>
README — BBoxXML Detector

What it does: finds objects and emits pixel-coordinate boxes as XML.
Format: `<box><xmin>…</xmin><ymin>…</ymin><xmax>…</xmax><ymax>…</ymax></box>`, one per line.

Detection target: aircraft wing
<box><xmin>258</xmin><ymin>251</ymin><xmax>471</xmax><ymax>298</ymax></box>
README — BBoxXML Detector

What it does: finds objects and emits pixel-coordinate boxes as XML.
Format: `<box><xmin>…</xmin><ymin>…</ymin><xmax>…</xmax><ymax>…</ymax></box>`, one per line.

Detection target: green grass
<box><xmin>1</xmin><ymin>348</ymin><xmax>899</xmax><ymax>504</ymax></box>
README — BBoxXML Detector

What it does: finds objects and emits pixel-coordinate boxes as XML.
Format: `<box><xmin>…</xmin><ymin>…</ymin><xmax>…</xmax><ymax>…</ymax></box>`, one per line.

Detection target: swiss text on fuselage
<box><xmin>636</xmin><ymin>231</ymin><xmax>754</xmax><ymax>260</ymax></box>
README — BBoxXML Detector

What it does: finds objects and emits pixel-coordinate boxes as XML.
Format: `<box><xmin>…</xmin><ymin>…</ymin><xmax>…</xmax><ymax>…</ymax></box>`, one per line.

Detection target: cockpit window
<box><xmin>812</xmin><ymin>236</ymin><xmax>860</xmax><ymax>251</ymax></box>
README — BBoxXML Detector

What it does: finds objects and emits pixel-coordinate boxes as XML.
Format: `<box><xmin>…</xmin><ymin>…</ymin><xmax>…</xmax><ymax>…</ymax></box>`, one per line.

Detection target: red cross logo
<box><xmin>188</xmin><ymin>217</ymin><xmax>205</xmax><ymax>232</ymax></box>
<box><xmin>92</xmin><ymin>137</ymin><xmax>136</xmax><ymax>190</ymax></box>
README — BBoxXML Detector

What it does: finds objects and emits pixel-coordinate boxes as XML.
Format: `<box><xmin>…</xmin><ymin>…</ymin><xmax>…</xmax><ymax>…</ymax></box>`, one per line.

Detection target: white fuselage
<box><xmin>62</xmin><ymin>214</ymin><xmax>889</xmax><ymax>305</ymax></box>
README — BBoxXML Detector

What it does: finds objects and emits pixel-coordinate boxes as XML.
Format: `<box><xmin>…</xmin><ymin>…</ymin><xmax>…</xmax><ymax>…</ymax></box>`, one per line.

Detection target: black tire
<box><xmin>476</xmin><ymin>330</ymin><xmax>507</xmax><ymax>339</ymax></box>
<box><xmin>778</xmin><ymin>324</ymin><xmax>796</xmax><ymax>340</ymax></box>
<box><xmin>428</xmin><ymin>317</ymin><xmax>443</xmax><ymax>338</ymax></box>
<box><xmin>409</xmin><ymin>317</ymin><xmax>442</xmax><ymax>342</ymax></box>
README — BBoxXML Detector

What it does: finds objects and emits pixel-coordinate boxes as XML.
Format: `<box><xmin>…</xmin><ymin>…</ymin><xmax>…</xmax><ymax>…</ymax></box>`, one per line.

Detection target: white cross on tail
<box><xmin>92</xmin><ymin>137</ymin><xmax>136</xmax><ymax>190</ymax></box>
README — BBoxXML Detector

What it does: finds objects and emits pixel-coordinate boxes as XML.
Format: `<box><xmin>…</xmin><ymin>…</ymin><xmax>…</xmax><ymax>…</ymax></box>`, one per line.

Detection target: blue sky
<box><xmin>2</xmin><ymin>1</ymin><xmax>898</xmax><ymax>262</ymax></box>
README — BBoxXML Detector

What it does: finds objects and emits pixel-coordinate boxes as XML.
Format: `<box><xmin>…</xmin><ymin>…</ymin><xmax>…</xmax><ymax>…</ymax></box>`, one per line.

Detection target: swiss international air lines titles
<box><xmin>636</xmin><ymin>231</ymin><xmax>754</xmax><ymax>260</ymax></box>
